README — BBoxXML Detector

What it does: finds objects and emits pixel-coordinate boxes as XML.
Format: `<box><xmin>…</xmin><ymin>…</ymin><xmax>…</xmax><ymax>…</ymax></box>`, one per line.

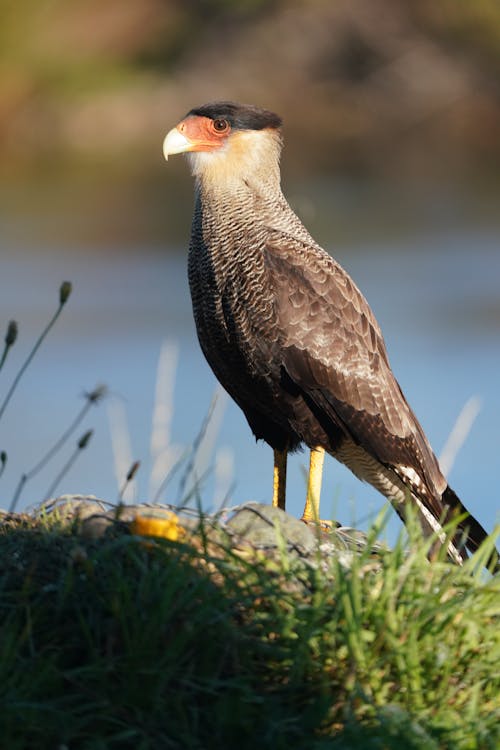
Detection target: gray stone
<box><xmin>226</xmin><ymin>502</ymin><xmax>318</xmax><ymax>553</ymax></box>
<box><xmin>34</xmin><ymin>495</ymin><xmax>109</xmax><ymax>524</ymax></box>
<box><xmin>80</xmin><ymin>515</ymin><xmax>114</xmax><ymax>540</ymax></box>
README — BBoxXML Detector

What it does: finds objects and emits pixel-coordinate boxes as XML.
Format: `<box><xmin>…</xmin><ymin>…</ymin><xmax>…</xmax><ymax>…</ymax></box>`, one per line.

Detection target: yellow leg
<box><xmin>272</xmin><ymin>448</ymin><xmax>287</xmax><ymax>510</ymax></box>
<box><xmin>302</xmin><ymin>446</ymin><xmax>325</xmax><ymax>522</ymax></box>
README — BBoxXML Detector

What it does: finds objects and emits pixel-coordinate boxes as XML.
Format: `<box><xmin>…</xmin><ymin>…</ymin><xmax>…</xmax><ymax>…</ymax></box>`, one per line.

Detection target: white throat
<box><xmin>187</xmin><ymin>129</ymin><xmax>282</xmax><ymax>193</ymax></box>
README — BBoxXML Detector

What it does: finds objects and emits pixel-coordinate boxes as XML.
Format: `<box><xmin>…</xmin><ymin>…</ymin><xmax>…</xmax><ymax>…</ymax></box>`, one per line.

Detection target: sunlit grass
<box><xmin>0</xmin><ymin>509</ymin><xmax>498</xmax><ymax>749</ymax></box>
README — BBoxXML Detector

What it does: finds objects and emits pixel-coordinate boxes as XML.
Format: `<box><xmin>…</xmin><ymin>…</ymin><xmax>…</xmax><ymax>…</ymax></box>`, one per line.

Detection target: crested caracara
<box><xmin>163</xmin><ymin>100</ymin><xmax>498</xmax><ymax>569</ymax></box>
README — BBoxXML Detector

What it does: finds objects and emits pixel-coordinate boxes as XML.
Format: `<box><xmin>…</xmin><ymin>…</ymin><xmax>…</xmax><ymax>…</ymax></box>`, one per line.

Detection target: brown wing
<box><xmin>264</xmin><ymin>232</ymin><xmax>447</xmax><ymax>505</ymax></box>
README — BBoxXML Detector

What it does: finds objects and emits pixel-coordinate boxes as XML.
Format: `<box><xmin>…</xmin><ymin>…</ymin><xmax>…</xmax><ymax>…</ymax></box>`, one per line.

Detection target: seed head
<box><xmin>5</xmin><ymin>320</ymin><xmax>18</xmax><ymax>347</ymax></box>
<box><xmin>59</xmin><ymin>281</ymin><xmax>72</xmax><ymax>306</ymax></box>
<box><xmin>78</xmin><ymin>429</ymin><xmax>94</xmax><ymax>449</ymax></box>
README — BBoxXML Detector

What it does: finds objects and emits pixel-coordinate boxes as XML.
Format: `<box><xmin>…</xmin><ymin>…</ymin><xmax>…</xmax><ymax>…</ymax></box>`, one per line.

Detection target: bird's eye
<box><xmin>212</xmin><ymin>118</ymin><xmax>229</xmax><ymax>134</ymax></box>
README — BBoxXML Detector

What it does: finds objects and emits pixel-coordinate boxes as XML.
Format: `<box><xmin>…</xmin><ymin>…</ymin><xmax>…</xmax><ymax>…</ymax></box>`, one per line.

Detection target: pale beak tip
<box><xmin>163</xmin><ymin>126</ymin><xmax>191</xmax><ymax>162</ymax></box>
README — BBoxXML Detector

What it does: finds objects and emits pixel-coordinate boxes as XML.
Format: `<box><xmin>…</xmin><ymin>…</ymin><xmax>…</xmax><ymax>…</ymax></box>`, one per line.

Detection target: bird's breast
<box><xmin>188</xmin><ymin>196</ymin><xmax>279</xmax><ymax>377</ymax></box>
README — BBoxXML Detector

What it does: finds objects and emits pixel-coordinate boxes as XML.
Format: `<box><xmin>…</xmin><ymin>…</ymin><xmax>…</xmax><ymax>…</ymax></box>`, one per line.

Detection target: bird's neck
<box><xmin>188</xmin><ymin>129</ymin><xmax>317</xmax><ymax>256</ymax></box>
<box><xmin>191</xmin><ymin>160</ymin><xmax>288</xmax><ymax>247</ymax></box>
<box><xmin>195</xmin><ymin>173</ymin><xmax>284</xmax><ymax>223</ymax></box>
<box><xmin>187</xmin><ymin>128</ymin><xmax>282</xmax><ymax>189</ymax></box>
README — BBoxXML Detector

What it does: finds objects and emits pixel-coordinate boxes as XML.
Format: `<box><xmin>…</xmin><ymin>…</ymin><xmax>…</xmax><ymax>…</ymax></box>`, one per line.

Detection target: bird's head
<box><xmin>163</xmin><ymin>101</ymin><xmax>283</xmax><ymax>184</ymax></box>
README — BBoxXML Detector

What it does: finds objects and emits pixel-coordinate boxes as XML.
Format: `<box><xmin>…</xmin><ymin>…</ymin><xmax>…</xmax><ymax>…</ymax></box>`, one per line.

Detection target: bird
<box><xmin>163</xmin><ymin>100</ymin><xmax>498</xmax><ymax>569</ymax></box>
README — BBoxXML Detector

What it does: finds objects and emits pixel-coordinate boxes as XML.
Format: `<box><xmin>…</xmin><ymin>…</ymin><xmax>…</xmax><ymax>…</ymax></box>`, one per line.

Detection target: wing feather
<box><xmin>263</xmin><ymin>233</ymin><xmax>446</xmax><ymax>503</ymax></box>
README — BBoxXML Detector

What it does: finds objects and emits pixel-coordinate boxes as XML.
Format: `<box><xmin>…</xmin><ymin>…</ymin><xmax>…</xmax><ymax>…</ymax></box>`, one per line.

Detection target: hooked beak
<box><xmin>162</xmin><ymin>127</ymin><xmax>192</xmax><ymax>161</ymax></box>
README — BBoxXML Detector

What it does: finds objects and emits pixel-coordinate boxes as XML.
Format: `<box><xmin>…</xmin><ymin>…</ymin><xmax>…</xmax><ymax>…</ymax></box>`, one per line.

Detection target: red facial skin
<box><xmin>176</xmin><ymin>115</ymin><xmax>231</xmax><ymax>152</ymax></box>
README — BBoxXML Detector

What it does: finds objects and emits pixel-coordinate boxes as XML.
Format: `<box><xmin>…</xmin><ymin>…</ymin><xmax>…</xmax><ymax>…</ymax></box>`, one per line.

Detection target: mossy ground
<box><xmin>0</xmin><ymin>510</ymin><xmax>499</xmax><ymax>749</ymax></box>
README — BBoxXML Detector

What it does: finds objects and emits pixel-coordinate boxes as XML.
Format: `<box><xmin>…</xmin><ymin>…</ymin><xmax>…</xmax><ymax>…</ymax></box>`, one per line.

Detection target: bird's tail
<box><xmin>442</xmin><ymin>485</ymin><xmax>499</xmax><ymax>573</ymax></box>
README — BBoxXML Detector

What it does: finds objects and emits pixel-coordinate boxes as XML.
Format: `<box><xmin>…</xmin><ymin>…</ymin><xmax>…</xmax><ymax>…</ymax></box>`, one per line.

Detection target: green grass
<box><xmin>0</xmin><ymin>512</ymin><xmax>499</xmax><ymax>749</ymax></box>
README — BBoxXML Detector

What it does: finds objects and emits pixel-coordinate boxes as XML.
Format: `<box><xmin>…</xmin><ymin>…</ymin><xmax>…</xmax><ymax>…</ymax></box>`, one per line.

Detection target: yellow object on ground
<box><xmin>130</xmin><ymin>512</ymin><xmax>184</xmax><ymax>541</ymax></box>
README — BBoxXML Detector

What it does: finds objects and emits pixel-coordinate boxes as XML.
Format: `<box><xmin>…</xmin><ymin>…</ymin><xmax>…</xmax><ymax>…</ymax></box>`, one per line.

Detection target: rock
<box><xmin>80</xmin><ymin>514</ymin><xmax>114</xmax><ymax>540</ymax></box>
<box><xmin>227</xmin><ymin>502</ymin><xmax>318</xmax><ymax>553</ymax></box>
<box><xmin>34</xmin><ymin>495</ymin><xmax>108</xmax><ymax>523</ymax></box>
<box><xmin>2</xmin><ymin>495</ymin><xmax>387</xmax><ymax>571</ymax></box>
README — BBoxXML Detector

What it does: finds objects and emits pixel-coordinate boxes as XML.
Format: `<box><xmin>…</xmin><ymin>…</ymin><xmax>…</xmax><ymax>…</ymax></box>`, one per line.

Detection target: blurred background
<box><xmin>1</xmin><ymin>0</ymin><xmax>499</xmax><ymax>537</ymax></box>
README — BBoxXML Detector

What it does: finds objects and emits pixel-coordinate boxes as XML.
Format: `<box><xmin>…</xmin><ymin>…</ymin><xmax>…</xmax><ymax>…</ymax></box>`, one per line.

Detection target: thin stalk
<box><xmin>0</xmin><ymin>321</ymin><xmax>18</xmax><ymax>373</ymax></box>
<box><xmin>0</xmin><ymin>282</ymin><xmax>72</xmax><ymax>422</ymax></box>
<box><xmin>178</xmin><ymin>397</ymin><xmax>217</xmax><ymax>499</ymax></box>
<box><xmin>42</xmin><ymin>429</ymin><xmax>93</xmax><ymax>503</ymax></box>
<box><xmin>9</xmin><ymin>384</ymin><xmax>106</xmax><ymax>513</ymax></box>
<box><xmin>0</xmin><ymin>451</ymin><xmax>6</xmax><ymax>479</ymax></box>
<box><xmin>117</xmin><ymin>460</ymin><xmax>141</xmax><ymax>503</ymax></box>
<box><xmin>152</xmin><ymin>447</ymin><xmax>189</xmax><ymax>503</ymax></box>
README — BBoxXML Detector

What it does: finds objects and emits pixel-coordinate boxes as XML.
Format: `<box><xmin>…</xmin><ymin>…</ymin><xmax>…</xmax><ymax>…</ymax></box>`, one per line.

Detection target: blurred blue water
<box><xmin>1</xmin><ymin>207</ymin><xmax>499</xmax><ymax>544</ymax></box>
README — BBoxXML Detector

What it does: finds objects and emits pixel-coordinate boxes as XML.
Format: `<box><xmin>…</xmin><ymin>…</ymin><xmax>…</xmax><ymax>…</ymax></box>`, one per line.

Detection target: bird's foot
<box><xmin>300</xmin><ymin>517</ymin><xmax>341</xmax><ymax>532</ymax></box>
